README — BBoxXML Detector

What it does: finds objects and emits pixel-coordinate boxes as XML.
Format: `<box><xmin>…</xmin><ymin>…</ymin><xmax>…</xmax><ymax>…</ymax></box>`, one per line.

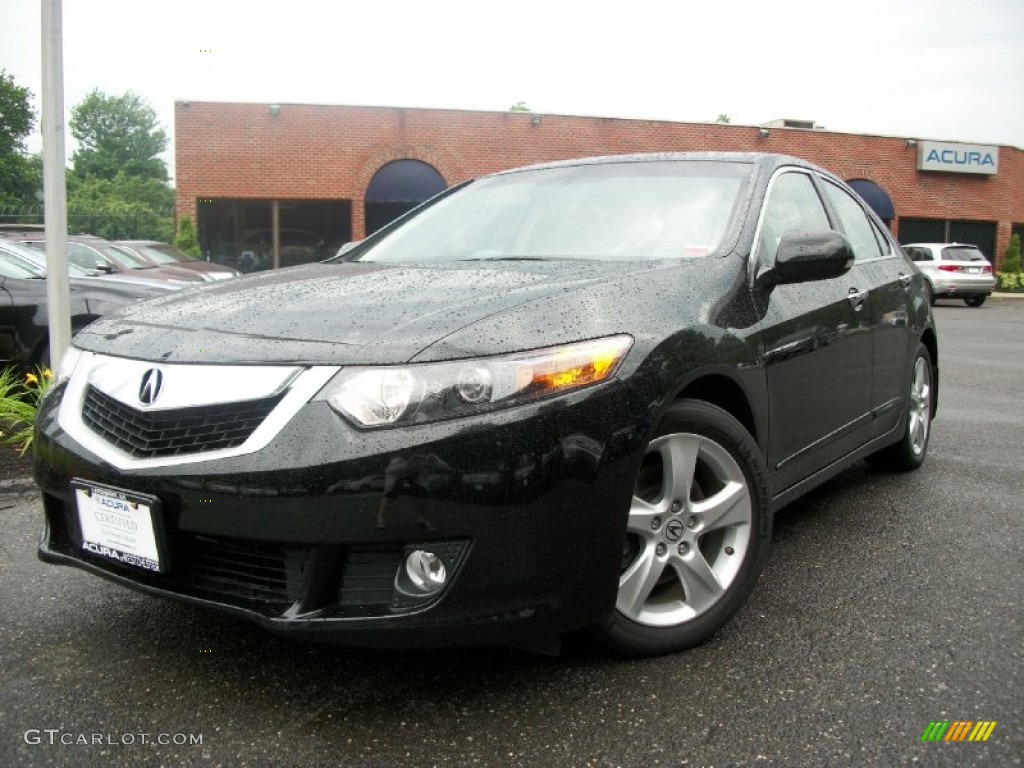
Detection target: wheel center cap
<box><xmin>664</xmin><ymin>518</ymin><xmax>685</xmax><ymax>542</ymax></box>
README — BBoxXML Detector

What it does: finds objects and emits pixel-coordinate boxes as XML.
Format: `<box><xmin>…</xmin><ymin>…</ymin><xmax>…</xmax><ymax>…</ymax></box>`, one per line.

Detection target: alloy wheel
<box><xmin>619</xmin><ymin>432</ymin><xmax>752</xmax><ymax>627</ymax></box>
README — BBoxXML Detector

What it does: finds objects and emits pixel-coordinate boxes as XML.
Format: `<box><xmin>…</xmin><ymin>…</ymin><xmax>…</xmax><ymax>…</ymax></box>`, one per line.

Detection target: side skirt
<box><xmin>768</xmin><ymin>413</ymin><xmax>905</xmax><ymax>514</ymax></box>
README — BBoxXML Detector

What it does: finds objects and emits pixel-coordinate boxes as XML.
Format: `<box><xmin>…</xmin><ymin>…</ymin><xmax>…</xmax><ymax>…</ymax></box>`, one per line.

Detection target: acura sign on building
<box><xmin>918</xmin><ymin>140</ymin><xmax>999</xmax><ymax>175</ymax></box>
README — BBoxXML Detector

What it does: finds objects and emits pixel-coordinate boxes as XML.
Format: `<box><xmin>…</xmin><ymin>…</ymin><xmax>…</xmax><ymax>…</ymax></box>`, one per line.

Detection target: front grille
<box><xmin>82</xmin><ymin>385</ymin><xmax>283</xmax><ymax>458</ymax></box>
<box><xmin>171</xmin><ymin>535</ymin><xmax>309</xmax><ymax>611</ymax></box>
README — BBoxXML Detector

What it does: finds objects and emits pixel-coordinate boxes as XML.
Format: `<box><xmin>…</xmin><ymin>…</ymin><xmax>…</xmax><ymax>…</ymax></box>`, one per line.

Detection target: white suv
<box><xmin>902</xmin><ymin>242</ymin><xmax>996</xmax><ymax>307</ymax></box>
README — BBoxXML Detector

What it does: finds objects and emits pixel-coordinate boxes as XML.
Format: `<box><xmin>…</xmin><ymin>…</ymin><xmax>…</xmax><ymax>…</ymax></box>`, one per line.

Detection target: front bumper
<box><xmin>33</xmin><ymin>379</ymin><xmax>647</xmax><ymax>648</ymax></box>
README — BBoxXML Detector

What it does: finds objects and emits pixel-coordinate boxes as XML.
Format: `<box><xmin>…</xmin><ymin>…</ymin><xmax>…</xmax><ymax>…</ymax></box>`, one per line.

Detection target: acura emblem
<box><xmin>664</xmin><ymin>518</ymin><xmax>685</xmax><ymax>542</ymax></box>
<box><xmin>138</xmin><ymin>369</ymin><xmax>164</xmax><ymax>405</ymax></box>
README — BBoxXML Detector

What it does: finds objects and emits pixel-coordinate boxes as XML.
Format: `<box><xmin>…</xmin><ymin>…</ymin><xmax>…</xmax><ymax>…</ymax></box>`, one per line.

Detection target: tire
<box><xmin>865</xmin><ymin>343</ymin><xmax>934</xmax><ymax>472</ymax></box>
<box><xmin>964</xmin><ymin>295</ymin><xmax>986</xmax><ymax>307</ymax></box>
<box><xmin>590</xmin><ymin>400</ymin><xmax>771</xmax><ymax>657</ymax></box>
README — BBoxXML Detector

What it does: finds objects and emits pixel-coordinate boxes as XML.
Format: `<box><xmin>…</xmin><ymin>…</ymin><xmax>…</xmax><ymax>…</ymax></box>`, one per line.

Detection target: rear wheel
<box><xmin>866</xmin><ymin>343</ymin><xmax>933</xmax><ymax>471</ymax></box>
<box><xmin>591</xmin><ymin>400</ymin><xmax>771</xmax><ymax>656</ymax></box>
<box><xmin>964</xmin><ymin>295</ymin><xmax>986</xmax><ymax>307</ymax></box>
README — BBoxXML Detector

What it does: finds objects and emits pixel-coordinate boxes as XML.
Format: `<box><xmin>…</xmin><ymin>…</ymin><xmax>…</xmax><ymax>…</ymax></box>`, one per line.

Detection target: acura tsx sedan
<box><xmin>33</xmin><ymin>153</ymin><xmax>937</xmax><ymax>656</ymax></box>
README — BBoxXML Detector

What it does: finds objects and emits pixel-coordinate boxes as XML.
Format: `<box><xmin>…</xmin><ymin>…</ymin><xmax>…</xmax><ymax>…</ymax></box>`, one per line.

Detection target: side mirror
<box><xmin>772</xmin><ymin>230</ymin><xmax>853</xmax><ymax>284</ymax></box>
<box><xmin>95</xmin><ymin>261</ymin><xmax>114</xmax><ymax>274</ymax></box>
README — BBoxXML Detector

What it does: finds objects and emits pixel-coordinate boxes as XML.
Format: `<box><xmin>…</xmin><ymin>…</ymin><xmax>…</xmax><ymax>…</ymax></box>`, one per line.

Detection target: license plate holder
<box><xmin>72</xmin><ymin>480</ymin><xmax>166</xmax><ymax>573</ymax></box>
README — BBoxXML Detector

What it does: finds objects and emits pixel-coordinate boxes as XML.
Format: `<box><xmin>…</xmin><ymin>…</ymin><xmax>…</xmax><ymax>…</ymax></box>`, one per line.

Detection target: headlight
<box><xmin>316</xmin><ymin>335</ymin><xmax>633</xmax><ymax>428</ymax></box>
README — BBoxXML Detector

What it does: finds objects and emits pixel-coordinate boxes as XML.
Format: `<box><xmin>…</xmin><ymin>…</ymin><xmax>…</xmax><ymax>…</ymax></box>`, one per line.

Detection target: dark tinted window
<box><xmin>904</xmin><ymin>247</ymin><xmax>932</xmax><ymax>262</ymax></box>
<box><xmin>823</xmin><ymin>180</ymin><xmax>882</xmax><ymax>262</ymax></box>
<box><xmin>942</xmin><ymin>246</ymin><xmax>986</xmax><ymax>262</ymax></box>
<box><xmin>757</xmin><ymin>172</ymin><xmax>830</xmax><ymax>263</ymax></box>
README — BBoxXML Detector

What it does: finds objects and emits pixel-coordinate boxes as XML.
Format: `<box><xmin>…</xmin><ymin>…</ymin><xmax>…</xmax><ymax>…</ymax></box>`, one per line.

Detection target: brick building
<box><xmin>174</xmin><ymin>101</ymin><xmax>1024</xmax><ymax>271</ymax></box>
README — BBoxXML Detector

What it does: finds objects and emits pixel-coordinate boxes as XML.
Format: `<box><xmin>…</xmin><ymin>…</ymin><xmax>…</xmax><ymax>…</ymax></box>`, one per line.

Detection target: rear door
<box><xmin>819</xmin><ymin>179</ymin><xmax>913</xmax><ymax>439</ymax></box>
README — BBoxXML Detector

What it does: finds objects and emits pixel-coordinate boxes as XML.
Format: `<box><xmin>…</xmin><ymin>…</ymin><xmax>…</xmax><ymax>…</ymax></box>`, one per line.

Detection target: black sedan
<box><xmin>32</xmin><ymin>153</ymin><xmax>937</xmax><ymax>656</ymax></box>
<box><xmin>0</xmin><ymin>243</ymin><xmax>172</xmax><ymax>368</ymax></box>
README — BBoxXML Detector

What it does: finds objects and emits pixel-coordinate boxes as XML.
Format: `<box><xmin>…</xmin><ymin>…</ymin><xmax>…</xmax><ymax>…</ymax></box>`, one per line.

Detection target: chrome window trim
<box><xmin>58</xmin><ymin>352</ymin><xmax>339</xmax><ymax>470</ymax></box>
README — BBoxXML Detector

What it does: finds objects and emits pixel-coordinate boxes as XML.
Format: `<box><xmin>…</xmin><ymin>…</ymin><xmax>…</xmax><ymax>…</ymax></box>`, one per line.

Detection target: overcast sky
<box><xmin>3</xmin><ymin>0</ymin><xmax>1023</xmax><ymax>183</ymax></box>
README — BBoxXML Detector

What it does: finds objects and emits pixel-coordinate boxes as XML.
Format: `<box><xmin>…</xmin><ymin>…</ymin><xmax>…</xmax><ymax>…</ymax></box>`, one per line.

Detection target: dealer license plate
<box><xmin>73</xmin><ymin>481</ymin><xmax>164</xmax><ymax>573</ymax></box>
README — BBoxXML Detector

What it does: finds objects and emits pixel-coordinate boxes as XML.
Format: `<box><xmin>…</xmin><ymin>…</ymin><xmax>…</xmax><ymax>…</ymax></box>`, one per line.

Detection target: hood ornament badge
<box><xmin>138</xmin><ymin>368</ymin><xmax>164</xmax><ymax>406</ymax></box>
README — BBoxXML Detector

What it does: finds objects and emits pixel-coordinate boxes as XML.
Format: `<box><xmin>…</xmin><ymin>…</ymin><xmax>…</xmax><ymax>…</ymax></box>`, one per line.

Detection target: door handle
<box><xmin>847</xmin><ymin>288</ymin><xmax>868</xmax><ymax>311</ymax></box>
<box><xmin>898</xmin><ymin>272</ymin><xmax>913</xmax><ymax>288</ymax></box>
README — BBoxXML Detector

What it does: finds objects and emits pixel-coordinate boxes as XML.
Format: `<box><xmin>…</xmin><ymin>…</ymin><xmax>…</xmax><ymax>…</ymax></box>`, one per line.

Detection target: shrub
<box><xmin>997</xmin><ymin>272</ymin><xmax>1021</xmax><ymax>291</ymax></box>
<box><xmin>0</xmin><ymin>366</ymin><xmax>53</xmax><ymax>456</ymax></box>
<box><xmin>1003</xmin><ymin>233</ymin><xmax>1022</xmax><ymax>274</ymax></box>
<box><xmin>174</xmin><ymin>214</ymin><xmax>201</xmax><ymax>257</ymax></box>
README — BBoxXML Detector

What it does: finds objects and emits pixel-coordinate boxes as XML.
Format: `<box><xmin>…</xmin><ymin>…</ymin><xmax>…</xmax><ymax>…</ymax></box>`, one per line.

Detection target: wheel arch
<box><xmin>918</xmin><ymin>328</ymin><xmax>939</xmax><ymax>417</ymax></box>
<box><xmin>676</xmin><ymin>374</ymin><xmax>759</xmax><ymax>445</ymax></box>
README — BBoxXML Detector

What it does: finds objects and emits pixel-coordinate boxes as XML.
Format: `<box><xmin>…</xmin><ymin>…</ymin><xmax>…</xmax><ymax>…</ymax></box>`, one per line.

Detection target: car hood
<box><xmin>71</xmin><ymin>260</ymin><xmax>675</xmax><ymax>365</ymax></box>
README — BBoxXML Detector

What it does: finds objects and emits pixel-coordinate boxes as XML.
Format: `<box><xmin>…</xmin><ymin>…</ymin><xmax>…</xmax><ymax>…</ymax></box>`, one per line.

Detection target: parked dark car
<box><xmin>1</xmin><ymin>231</ymin><xmax>208</xmax><ymax>284</ymax></box>
<box><xmin>0</xmin><ymin>237</ymin><xmax>188</xmax><ymax>293</ymax></box>
<box><xmin>33</xmin><ymin>153</ymin><xmax>937</xmax><ymax>656</ymax></box>
<box><xmin>221</xmin><ymin>228</ymin><xmax>332</xmax><ymax>272</ymax></box>
<box><xmin>0</xmin><ymin>242</ymin><xmax>170</xmax><ymax>367</ymax></box>
<box><xmin>113</xmin><ymin>240</ymin><xmax>241</xmax><ymax>281</ymax></box>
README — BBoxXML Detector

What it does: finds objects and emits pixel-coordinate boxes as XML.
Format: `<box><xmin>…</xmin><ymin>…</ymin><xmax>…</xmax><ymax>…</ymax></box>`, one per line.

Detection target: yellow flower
<box><xmin>43</xmin><ymin>368</ymin><xmax>53</xmax><ymax>380</ymax></box>
<box><xmin>25</xmin><ymin>373</ymin><xmax>39</xmax><ymax>386</ymax></box>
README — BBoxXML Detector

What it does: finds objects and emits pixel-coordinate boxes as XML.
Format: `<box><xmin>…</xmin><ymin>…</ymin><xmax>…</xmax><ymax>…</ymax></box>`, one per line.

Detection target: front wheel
<box><xmin>590</xmin><ymin>400</ymin><xmax>771</xmax><ymax>656</ymax></box>
<box><xmin>964</xmin><ymin>295</ymin><xmax>987</xmax><ymax>307</ymax></box>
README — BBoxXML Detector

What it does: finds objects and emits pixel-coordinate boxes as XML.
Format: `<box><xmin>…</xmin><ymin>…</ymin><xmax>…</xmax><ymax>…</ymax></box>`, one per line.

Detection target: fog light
<box><xmin>405</xmin><ymin>550</ymin><xmax>447</xmax><ymax>593</ymax></box>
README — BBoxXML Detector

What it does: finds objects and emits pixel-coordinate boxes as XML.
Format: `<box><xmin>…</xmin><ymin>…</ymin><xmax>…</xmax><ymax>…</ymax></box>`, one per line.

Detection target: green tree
<box><xmin>715</xmin><ymin>114</ymin><xmax>731</xmax><ymax>124</ymax></box>
<box><xmin>1002</xmin><ymin>233</ymin><xmax>1022</xmax><ymax>274</ymax></box>
<box><xmin>174</xmin><ymin>215</ymin><xmax>201</xmax><ymax>257</ymax></box>
<box><xmin>509</xmin><ymin>101</ymin><xmax>531</xmax><ymax>112</ymax></box>
<box><xmin>66</xmin><ymin>173</ymin><xmax>174</xmax><ymax>241</ymax></box>
<box><xmin>0</xmin><ymin>69</ymin><xmax>42</xmax><ymax>208</ymax></box>
<box><xmin>69</xmin><ymin>89</ymin><xmax>168</xmax><ymax>181</ymax></box>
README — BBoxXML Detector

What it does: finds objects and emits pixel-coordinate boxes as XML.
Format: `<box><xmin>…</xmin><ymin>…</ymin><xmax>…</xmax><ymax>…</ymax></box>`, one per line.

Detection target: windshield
<box><xmin>2</xmin><ymin>241</ymin><xmax>93</xmax><ymax>277</ymax></box>
<box><xmin>118</xmin><ymin>243</ymin><xmax>196</xmax><ymax>265</ymax></box>
<box><xmin>942</xmin><ymin>246</ymin><xmax>986</xmax><ymax>262</ymax></box>
<box><xmin>0</xmin><ymin>248</ymin><xmax>46</xmax><ymax>278</ymax></box>
<box><xmin>96</xmin><ymin>243</ymin><xmax>149</xmax><ymax>269</ymax></box>
<box><xmin>348</xmin><ymin>160</ymin><xmax>751</xmax><ymax>263</ymax></box>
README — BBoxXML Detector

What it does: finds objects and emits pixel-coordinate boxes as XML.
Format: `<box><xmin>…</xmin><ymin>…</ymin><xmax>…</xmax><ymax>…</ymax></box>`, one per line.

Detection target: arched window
<box><xmin>846</xmin><ymin>179</ymin><xmax>895</xmax><ymax>225</ymax></box>
<box><xmin>365</xmin><ymin>160</ymin><xmax>446</xmax><ymax>234</ymax></box>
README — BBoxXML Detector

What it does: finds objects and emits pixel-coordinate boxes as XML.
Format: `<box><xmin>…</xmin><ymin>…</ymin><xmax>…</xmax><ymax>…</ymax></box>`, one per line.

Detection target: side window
<box><xmin>757</xmin><ymin>172</ymin><xmax>830</xmax><ymax>264</ymax></box>
<box><xmin>905</xmin><ymin>247</ymin><xmax>929</xmax><ymax>262</ymax></box>
<box><xmin>868</xmin><ymin>219</ymin><xmax>893</xmax><ymax>257</ymax></box>
<box><xmin>823</xmin><ymin>181</ymin><xmax>883</xmax><ymax>262</ymax></box>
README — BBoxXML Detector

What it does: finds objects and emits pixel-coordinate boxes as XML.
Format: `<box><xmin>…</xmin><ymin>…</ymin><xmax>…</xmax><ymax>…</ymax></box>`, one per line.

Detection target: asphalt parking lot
<box><xmin>1</xmin><ymin>299</ymin><xmax>1021</xmax><ymax>768</ymax></box>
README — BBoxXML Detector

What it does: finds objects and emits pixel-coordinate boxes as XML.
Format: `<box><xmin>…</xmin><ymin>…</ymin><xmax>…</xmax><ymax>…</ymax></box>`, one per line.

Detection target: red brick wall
<box><xmin>175</xmin><ymin>102</ymin><xmax>1024</xmax><ymax>264</ymax></box>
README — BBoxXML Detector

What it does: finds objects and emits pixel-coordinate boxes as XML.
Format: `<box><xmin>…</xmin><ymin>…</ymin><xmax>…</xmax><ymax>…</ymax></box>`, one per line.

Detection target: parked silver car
<box><xmin>902</xmin><ymin>242</ymin><xmax>996</xmax><ymax>307</ymax></box>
